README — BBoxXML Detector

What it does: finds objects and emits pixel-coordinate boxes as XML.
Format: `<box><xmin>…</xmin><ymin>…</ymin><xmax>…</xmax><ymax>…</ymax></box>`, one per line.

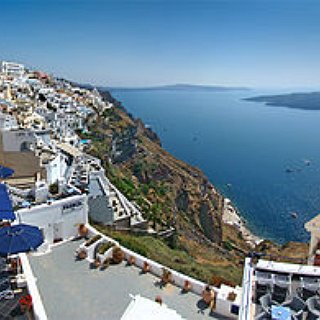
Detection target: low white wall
<box><xmin>20</xmin><ymin>253</ymin><xmax>48</xmax><ymax>320</ymax></box>
<box><xmin>79</xmin><ymin>225</ymin><xmax>119</xmax><ymax>261</ymax></box>
<box><xmin>78</xmin><ymin>225</ymin><xmax>241</xmax><ymax>319</ymax></box>
<box><xmin>75</xmin><ymin>225</ymin><xmax>241</xmax><ymax>319</ymax></box>
<box><xmin>239</xmin><ymin>258</ymin><xmax>253</xmax><ymax>320</ymax></box>
<box><xmin>121</xmin><ymin>246</ymin><xmax>206</xmax><ymax>295</ymax></box>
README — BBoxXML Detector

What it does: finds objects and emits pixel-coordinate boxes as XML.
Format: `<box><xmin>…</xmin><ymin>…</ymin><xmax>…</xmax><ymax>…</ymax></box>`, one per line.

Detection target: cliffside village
<box><xmin>2</xmin><ymin>61</ymin><xmax>320</xmax><ymax>320</ymax></box>
<box><xmin>0</xmin><ymin>60</ymin><xmax>147</xmax><ymax>244</ymax></box>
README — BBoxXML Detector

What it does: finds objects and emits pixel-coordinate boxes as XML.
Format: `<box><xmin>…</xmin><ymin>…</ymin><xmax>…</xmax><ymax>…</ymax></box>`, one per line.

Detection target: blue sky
<box><xmin>1</xmin><ymin>0</ymin><xmax>320</xmax><ymax>88</ymax></box>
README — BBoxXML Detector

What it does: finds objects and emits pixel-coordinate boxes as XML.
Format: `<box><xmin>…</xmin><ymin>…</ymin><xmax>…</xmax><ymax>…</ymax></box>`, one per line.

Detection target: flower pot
<box><xmin>78</xmin><ymin>224</ymin><xmax>88</xmax><ymax>238</ymax></box>
<box><xmin>78</xmin><ymin>250</ymin><xmax>87</xmax><ymax>260</ymax></box>
<box><xmin>143</xmin><ymin>262</ymin><xmax>150</xmax><ymax>273</ymax></box>
<box><xmin>128</xmin><ymin>256</ymin><xmax>136</xmax><ymax>265</ymax></box>
<box><xmin>161</xmin><ymin>268</ymin><xmax>172</xmax><ymax>285</ymax></box>
<box><xmin>202</xmin><ymin>286</ymin><xmax>215</xmax><ymax>305</ymax></box>
<box><xmin>93</xmin><ymin>258</ymin><xmax>101</xmax><ymax>268</ymax></box>
<box><xmin>112</xmin><ymin>247</ymin><xmax>124</xmax><ymax>264</ymax></box>
<box><xmin>183</xmin><ymin>280</ymin><xmax>191</xmax><ymax>292</ymax></box>
<box><xmin>155</xmin><ymin>295</ymin><xmax>162</xmax><ymax>305</ymax></box>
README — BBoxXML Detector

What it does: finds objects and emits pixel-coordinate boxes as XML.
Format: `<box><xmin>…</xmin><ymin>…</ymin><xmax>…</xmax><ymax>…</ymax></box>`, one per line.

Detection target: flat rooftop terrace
<box><xmin>28</xmin><ymin>240</ymin><xmax>225</xmax><ymax>320</ymax></box>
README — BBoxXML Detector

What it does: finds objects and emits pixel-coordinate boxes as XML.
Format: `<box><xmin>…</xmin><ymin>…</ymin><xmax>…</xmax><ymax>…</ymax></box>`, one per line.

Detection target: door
<box><xmin>53</xmin><ymin>221</ymin><xmax>64</xmax><ymax>243</ymax></box>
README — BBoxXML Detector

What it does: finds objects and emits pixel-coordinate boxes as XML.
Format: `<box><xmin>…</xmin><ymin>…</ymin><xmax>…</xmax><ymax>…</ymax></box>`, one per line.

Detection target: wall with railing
<box><xmin>239</xmin><ymin>257</ymin><xmax>254</xmax><ymax>320</ymax></box>
<box><xmin>20</xmin><ymin>253</ymin><xmax>48</xmax><ymax>320</ymax></box>
<box><xmin>78</xmin><ymin>224</ymin><xmax>240</xmax><ymax>319</ymax></box>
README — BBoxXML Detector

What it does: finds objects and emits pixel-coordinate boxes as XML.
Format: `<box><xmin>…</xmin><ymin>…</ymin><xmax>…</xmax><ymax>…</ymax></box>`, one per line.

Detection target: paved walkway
<box><xmin>28</xmin><ymin>240</ymin><xmax>223</xmax><ymax>320</ymax></box>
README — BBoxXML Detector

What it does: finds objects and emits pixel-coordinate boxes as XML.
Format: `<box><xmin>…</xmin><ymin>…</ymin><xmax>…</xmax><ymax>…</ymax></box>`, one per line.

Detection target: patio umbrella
<box><xmin>0</xmin><ymin>166</ymin><xmax>14</xmax><ymax>179</ymax></box>
<box><xmin>0</xmin><ymin>224</ymin><xmax>43</xmax><ymax>257</ymax></box>
<box><xmin>0</xmin><ymin>183</ymin><xmax>15</xmax><ymax>221</ymax></box>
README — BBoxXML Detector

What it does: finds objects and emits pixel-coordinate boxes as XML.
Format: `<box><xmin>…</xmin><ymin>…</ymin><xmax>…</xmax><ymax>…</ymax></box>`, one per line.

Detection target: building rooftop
<box><xmin>28</xmin><ymin>240</ymin><xmax>226</xmax><ymax>320</ymax></box>
<box><xmin>55</xmin><ymin>142</ymin><xmax>82</xmax><ymax>158</ymax></box>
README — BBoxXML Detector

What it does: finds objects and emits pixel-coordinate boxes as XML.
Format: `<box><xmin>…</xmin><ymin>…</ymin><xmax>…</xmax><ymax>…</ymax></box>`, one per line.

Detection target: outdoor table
<box><xmin>271</xmin><ymin>305</ymin><xmax>291</xmax><ymax>320</ymax></box>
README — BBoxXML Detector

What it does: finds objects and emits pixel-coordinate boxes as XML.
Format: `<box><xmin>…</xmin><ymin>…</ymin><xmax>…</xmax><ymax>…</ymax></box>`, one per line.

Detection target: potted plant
<box><xmin>93</xmin><ymin>257</ymin><xmax>101</xmax><ymax>268</ymax></box>
<box><xmin>77</xmin><ymin>249</ymin><xmax>87</xmax><ymax>260</ymax></box>
<box><xmin>202</xmin><ymin>285</ymin><xmax>215</xmax><ymax>305</ymax></box>
<box><xmin>127</xmin><ymin>255</ymin><xmax>136</xmax><ymax>266</ymax></box>
<box><xmin>227</xmin><ymin>291</ymin><xmax>237</xmax><ymax>302</ymax></box>
<box><xmin>112</xmin><ymin>246</ymin><xmax>124</xmax><ymax>264</ymax></box>
<box><xmin>142</xmin><ymin>261</ymin><xmax>150</xmax><ymax>273</ymax></box>
<box><xmin>183</xmin><ymin>280</ymin><xmax>192</xmax><ymax>293</ymax></box>
<box><xmin>161</xmin><ymin>268</ymin><xmax>172</xmax><ymax>285</ymax></box>
<box><xmin>155</xmin><ymin>295</ymin><xmax>162</xmax><ymax>305</ymax></box>
<box><xmin>78</xmin><ymin>224</ymin><xmax>88</xmax><ymax>238</ymax></box>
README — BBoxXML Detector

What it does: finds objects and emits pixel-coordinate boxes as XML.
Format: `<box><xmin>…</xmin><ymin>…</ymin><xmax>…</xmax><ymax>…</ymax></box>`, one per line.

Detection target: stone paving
<box><xmin>28</xmin><ymin>239</ymin><xmax>225</xmax><ymax>320</ymax></box>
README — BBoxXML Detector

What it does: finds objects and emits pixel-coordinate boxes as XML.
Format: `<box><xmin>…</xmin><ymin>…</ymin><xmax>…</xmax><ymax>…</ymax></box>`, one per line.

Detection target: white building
<box><xmin>0</xmin><ymin>112</ymin><xmax>18</xmax><ymax>130</ymax></box>
<box><xmin>44</xmin><ymin>152</ymin><xmax>69</xmax><ymax>185</ymax></box>
<box><xmin>1</xmin><ymin>61</ymin><xmax>25</xmax><ymax>78</ymax></box>
<box><xmin>16</xmin><ymin>194</ymin><xmax>88</xmax><ymax>244</ymax></box>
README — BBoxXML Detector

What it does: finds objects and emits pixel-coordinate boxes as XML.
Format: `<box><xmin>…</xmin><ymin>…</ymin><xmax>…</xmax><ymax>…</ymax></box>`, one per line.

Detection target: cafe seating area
<box><xmin>254</xmin><ymin>270</ymin><xmax>320</xmax><ymax>320</ymax></box>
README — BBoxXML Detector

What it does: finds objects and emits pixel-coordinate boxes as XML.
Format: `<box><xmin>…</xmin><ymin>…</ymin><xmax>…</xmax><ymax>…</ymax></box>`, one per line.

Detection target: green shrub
<box><xmin>97</xmin><ymin>241</ymin><xmax>115</xmax><ymax>254</ymax></box>
<box><xmin>113</xmin><ymin>235</ymin><xmax>148</xmax><ymax>257</ymax></box>
<box><xmin>49</xmin><ymin>182</ymin><xmax>59</xmax><ymax>194</ymax></box>
<box><xmin>223</xmin><ymin>240</ymin><xmax>233</xmax><ymax>251</ymax></box>
<box><xmin>84</xmin><ymin>234</ymin><xmax>102</xmax><ymax>247</ymax></box>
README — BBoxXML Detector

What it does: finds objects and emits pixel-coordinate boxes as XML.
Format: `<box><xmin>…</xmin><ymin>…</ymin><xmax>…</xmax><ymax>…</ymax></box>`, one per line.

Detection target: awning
<box><xmin>0</xmin><ymin>166</ymin><xmax>14</xmax><ymax>179</ymax></box>
<box><xmin>121</xmin><ymin>295</ymin><xmax>185</xmax><ymax>320</ymax></box>
<box><xmin>0</xmin><ymin>224</ymin><xmax>44</xmax><ymax>256</ymax></box>
<box><xmin>0</xmin><ymin>183</ymin><xmax>15</xmax><ymax>221</ymax></box>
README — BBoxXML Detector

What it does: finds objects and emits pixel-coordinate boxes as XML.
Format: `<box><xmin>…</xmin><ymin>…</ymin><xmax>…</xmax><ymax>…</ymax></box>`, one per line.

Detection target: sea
<box><xmin>110</xmin><ymin>88</ymin><xmax>320</xmax><ymax>244</ymax></box>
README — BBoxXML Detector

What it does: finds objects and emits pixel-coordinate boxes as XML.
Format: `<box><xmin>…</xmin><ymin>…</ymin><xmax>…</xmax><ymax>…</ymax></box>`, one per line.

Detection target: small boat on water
<box><xmin>286</xmin><ymin>168</ymin><xmax>295</xmax><ymax>173</ymax></box>
<box><xmin>226</xmin><ymin>183</ymin><xmax>232</xmax><ymax>188</ymax></box>
<box><xmin>304</xmin><ymin>159</ymin><xmax>311</xmax><ymax>166</ymax></box>
<box><xmin>290</xmin><ymin>212</ymin><xmax>298</xmax><ymax>219</ymax></box>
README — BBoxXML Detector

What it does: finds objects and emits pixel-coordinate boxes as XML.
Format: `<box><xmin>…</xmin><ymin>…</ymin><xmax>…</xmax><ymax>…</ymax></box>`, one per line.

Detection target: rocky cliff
<box><xmin>83</xmin><ymin>88</ymin><xmax>308</xmax><ymax>284</ymax></box>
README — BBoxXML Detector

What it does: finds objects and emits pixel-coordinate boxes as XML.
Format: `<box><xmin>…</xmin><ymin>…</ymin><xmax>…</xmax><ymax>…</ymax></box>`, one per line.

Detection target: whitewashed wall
<box><xmin>45</xmin><ymin>153</ymin><xmax>68</xmax><ymax>185</ymax></box>
<box><xmin>16</xmin><ymin>194</ymin><xmax>88</xmax><ymax>244</ymax></box>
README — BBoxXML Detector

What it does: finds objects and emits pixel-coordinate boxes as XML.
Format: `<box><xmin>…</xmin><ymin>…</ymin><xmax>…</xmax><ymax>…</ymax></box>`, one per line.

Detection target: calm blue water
<box><xmin>111</xmin><ymin>89</ymin><xmax>320</xmax><ymax>243</ymax></box>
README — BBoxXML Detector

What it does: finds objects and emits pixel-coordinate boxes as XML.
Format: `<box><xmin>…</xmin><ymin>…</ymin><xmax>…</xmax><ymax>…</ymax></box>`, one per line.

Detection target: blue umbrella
<box><xmin>0</xmin><ymin>183</ymin><xmax>15</xmax><ymax>221</ymax></box>
<box><xmin>0</xmin><ymin>224</ymin><xmax>44</xmax><ymax>257</ymax></box>
<box><xmin>0</xmin><ymin>166</ymin><xmax>14</xmax><ymax>179</ymax></box>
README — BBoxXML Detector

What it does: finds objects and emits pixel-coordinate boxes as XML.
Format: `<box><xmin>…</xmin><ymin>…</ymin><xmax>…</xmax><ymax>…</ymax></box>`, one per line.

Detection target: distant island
<box><xmin>106</xmin><ymin>83</ymin><xmax>249</xmax><ymax>92</ymax></box>
<box><xmin>245</xmin><ymin>91</ymin><xmax>320</xmax><ymax>111</ymax></box>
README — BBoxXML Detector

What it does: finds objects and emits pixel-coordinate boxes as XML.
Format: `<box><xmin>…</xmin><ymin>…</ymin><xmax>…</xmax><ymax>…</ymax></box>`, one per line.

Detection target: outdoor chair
<box><xmin>301</xmin><ymin>277</ymin><xmax>320</xmax><ymax>293</ymax></box>
<box><xmin>0</xmin><ymin>289</ymin><xmax>14</xmax><ymax>300</ymax></box>
<box><xmin>306</xmin><ymin>296</ymin><xmax>320</xmax><ymax>320</ymax></box>
<box><xmin>259</xmin><ymin>293</ymin><xmax>278</xmax><ymax>314</ymax></box>
<box><xmin>297</xmin><ymin>286</ymin><xmax>318</xmax><ymax>301</ymax></box>
<box><xmin>282</xmin><ymin>296</ymin><xmax>306</xmax><ymax>320</ymax></box>
<box><xmin>255</xmin><ymin>283</ymin><xmax>271</xmax><ymax>303</ymax></box>
<box><xmin>272</xmin><ymin>284</ymin><xmax>288</xmax><ymax>304</ymax></box>
<box><xmin>274</xmin><ymin>274</ymin><xmax>292</xmax><ymax>293</ymax></box>
<box><xmin>255</xmin><ymin>311</ymin><xmax>271</xmax><ymax>320</ymax></box>
<box><xmin>256</xmin><ymin>271</ymin><xmax>274</xmax><ymax>286</ymax></box>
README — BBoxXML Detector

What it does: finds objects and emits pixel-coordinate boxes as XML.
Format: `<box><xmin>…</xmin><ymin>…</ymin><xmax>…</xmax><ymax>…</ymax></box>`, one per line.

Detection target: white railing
<box><xmin>239</xmin><ymin>257</ymin><xmax>254</xmax><ymax>320</ymax></box>
<box><xmin>77</xmin><ymin>224</ymin><xmax>241</xmax><ymax>319</ymax></box>
<box><xmin>20</xmin><ymin>253</ymin><xmax>48</xmax><ymax>320</ymax></box>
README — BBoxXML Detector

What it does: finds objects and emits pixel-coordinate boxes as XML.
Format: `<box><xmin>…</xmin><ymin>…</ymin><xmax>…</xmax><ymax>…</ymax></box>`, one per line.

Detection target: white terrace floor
<box><xmin>28</xmin><ymin>239</ymin><xmax>226</xmax><ymax>320</ymax></box>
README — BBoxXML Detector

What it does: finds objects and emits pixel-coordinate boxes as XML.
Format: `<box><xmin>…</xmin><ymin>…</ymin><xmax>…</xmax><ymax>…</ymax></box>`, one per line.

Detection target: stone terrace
<box><xmin>28</xmin><ymin>240</ymin><xmax>226</xmax><ymax>320</ymax></box>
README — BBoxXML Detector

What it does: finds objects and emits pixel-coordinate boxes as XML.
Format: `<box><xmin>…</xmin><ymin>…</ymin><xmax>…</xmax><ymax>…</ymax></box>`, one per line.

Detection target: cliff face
<box><xmin>84</xmin><ymin>89</ymin><xmax>254</xmax><ymax>284</ymax></box>
<box><xmin>83</xmin><ymin>88</ymin><xmax>309</xmax><ymax>284</ymax></box>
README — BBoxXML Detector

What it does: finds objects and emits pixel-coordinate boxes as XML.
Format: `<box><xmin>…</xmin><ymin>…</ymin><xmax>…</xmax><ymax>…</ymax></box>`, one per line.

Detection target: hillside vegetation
<box><xmin>84</xmin><ymin>88</ymin><xmax>308</xmax><ymax>285</ymax></box>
